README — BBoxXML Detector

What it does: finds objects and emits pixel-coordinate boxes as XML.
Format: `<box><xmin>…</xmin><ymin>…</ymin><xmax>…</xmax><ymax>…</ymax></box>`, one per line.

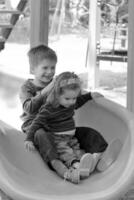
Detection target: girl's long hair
<box><xmin>46</xmin><ymin>71</ymin><xmax>81</xmax><ymax>107</ymax></box>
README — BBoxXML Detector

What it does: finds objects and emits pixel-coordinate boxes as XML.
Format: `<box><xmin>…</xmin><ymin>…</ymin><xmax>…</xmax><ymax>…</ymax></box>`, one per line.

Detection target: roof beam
<box><xmin>30</xmin><ymin>0</ymin><xmax>49</xmax><ymax>48</ymax></box>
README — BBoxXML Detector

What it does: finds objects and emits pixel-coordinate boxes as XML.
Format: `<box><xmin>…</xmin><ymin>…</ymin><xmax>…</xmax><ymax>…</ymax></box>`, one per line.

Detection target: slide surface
<box><xmin>0</xmin><ymin>98</ymin><xmax>134</xmax><ymax>200</ymax></box>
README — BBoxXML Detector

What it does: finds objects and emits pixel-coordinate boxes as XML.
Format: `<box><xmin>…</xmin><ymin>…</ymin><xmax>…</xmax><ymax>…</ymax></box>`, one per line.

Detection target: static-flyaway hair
<box><xmin>46</xmin><ymin>71</ymin><xmax>81</xmax><ymax>107</ymax></box>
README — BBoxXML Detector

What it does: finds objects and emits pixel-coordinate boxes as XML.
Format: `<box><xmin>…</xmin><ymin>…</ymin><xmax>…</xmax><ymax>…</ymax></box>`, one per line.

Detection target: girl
<box><xmin>25</xmin><ymin>71</ymin><xmax>122</xmax><ymax>184</ymax></box>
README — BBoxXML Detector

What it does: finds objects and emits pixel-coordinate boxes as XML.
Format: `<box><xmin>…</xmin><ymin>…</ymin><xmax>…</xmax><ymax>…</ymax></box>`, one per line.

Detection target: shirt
<box><xmin>26</xmin><ymin>92</ymin><xmax>92</xmax><ymax>142</ymax></box>
<box><xmin>19</xmin><ymin>79</ymin><xmax>49</xmax><ymax>132</ymax></box>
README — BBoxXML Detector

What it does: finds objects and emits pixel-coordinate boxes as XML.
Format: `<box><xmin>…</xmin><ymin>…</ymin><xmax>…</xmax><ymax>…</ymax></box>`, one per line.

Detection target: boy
<box><xmin>19</xmin><ymin>45</ymin><xmax>75</xmax><ymax>182</ymax></box>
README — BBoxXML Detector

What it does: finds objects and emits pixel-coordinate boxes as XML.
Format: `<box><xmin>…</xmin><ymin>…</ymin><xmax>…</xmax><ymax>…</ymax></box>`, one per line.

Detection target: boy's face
<box><xmin>34</xmin><ymin>58</ymin><xmax>56</xmax><ymax>85</ymax></box>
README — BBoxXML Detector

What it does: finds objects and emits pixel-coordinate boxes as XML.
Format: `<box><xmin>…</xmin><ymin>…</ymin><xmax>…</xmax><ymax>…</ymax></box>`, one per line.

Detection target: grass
<box><xmin>99</xmin><ymin>70</ymin><xmax>127</xmax><ymax>90</ymax></box>
<box><xmin>79</xmin><ymin>71</ymin><xmax>127</xmax><ymax>91</ymax></box>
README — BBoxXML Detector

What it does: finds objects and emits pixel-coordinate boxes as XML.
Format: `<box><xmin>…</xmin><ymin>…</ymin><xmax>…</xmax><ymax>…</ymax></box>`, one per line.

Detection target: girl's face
<box><xmin>33</xmin><ymin>58</ymin><xmax>56</xmax><ymax>87</ymax></box>
<box><xmin>58</xmin><ymin>88</ymin><xmax>80</xmax><ymax>108</ymax></box>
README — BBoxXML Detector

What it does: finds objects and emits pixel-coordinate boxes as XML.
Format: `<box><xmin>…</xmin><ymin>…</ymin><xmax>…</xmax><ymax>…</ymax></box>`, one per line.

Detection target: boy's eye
<box><xmin>51</xmin><ymin>66</ymin><xmax>55</xmax><ymax>70</ymax></box>
<box><xmin>43</xmin><ymin>66</ymin><xmax>48</xmax><ymax>70</ymax></box>
<box><xmin>43</xmin><ymin>66</ymin><xmax>55</xmax><ymax>70</ymax></box>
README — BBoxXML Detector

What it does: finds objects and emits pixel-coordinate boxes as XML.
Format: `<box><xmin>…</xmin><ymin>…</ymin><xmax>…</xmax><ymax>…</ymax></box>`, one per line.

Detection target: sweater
<box><xmin>26</xmin><ymin>92</ymin><xmax>92</xmax><ymax>142</ymax></box>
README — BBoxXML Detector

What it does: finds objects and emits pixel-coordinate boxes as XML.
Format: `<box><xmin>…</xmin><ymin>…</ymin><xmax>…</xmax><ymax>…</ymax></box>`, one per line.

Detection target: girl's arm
<box><xmin>75</xmin><ymin>91</ymin><xmax>104</xmax><ymax>109</ymax></box>
<box><xmin>75</xmin><ymin>92</ymin><xmax>93</xmax><ymax>109</ymax></box>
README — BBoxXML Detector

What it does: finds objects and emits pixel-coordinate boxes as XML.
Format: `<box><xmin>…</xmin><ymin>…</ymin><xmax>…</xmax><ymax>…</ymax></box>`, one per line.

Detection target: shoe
<box><xmin>90</xmin><ymin>153</ymin><xmax>102</xmax><ymax>173</ymax></box>
<box><xmin>79</xmin><ymin>153</ymin><xmax>93</xmax><ymax>178</ymax></box>
<box><xmin>96</xmin><ymin>138</ymin><xmax>123</xmax><ymax>172</ymax></box>
<box><xmin>64</xmin><ymin>168</ymin><xmax>80</xmax><ymax>184</ymax></box>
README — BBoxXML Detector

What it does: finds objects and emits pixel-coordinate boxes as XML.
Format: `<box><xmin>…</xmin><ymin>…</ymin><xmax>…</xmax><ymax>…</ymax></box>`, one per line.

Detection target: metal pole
<box><xmin>127</xmin><ymin>0</ymin><xmax>134</xmax><ymax>112</ymax></box>
<box><xmin>87</xmin><ymin>0</ymin><xmax>100</xmax><ymax>90</ymax></box>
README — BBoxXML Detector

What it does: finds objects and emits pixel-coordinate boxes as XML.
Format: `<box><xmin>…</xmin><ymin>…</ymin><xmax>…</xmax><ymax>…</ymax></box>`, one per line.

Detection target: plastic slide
<box><xmin>0</xmin><ymin>97</ymin><xmax>134</xmax><ymax>200</ymax></box>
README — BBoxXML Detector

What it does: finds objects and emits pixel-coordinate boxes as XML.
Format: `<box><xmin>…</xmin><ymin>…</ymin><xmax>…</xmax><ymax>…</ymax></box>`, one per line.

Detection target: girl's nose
<box><xmin>70</xmin><ymin>99</ymin><xmax>75</xmax><ymax>105</ymax></box>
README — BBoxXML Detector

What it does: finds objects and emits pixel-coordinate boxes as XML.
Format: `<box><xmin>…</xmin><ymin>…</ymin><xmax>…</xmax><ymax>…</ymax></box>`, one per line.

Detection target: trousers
<box><xmin>33</xmin><ymin>127</ymin><xmax>108</xmax><ymax>167</ymax></box>
<box><xmin>54</xmin><ymin>134</ymin><xmax>84</xmax><ymax>167</ymax></box>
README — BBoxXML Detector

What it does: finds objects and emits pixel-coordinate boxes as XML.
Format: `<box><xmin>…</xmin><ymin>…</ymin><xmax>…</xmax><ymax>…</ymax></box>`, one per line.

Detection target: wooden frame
<box><xmin>30</xmin><ymin>0</ymin><xmax>49</xmax><ymax>48</ymax></box>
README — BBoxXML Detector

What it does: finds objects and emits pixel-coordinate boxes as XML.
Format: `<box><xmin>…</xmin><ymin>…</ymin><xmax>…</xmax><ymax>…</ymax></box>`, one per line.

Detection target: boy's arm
<box><xmin>20</xmin><ymin>79</ymin><xmax>55</xmax><ymax>114</ymax></box>
<box><xmin>26</xmin><ymin>105</ymin><xmax>50</xmax><ymax>142</ymax></box>
<box><xmin>19</xmin><ymin>83</ymin><xmax>44</xmax><ymax>114</ymax></box>
<box><xmin>75</xmin><ymin>92</ymin><xmax>93</xmax><ymax>109</ymax></box>
<box><xmin>40</xmin><ymin>79</ymin><xmax>55</xmax><ymax>96</ymax></box>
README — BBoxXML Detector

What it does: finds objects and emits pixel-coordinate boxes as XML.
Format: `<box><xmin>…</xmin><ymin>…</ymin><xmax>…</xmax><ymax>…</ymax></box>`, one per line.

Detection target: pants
<box><xmin>32</xmin><ymin>127</ymin><xmax>108</xmax><ymax>167</ymax></box>
<box><xmin>54</xmin><ymin>134</ymin><xmax>84</xmax><ymax>167</ymax></box>
<box><xmin>75</xmin><ymin>127</ymin><xmax>108</xmax><ymax>153</ymax></box>
<box><xmin>34</xmin><ymin>128</ymin><xmax>58</xmax><ymax>163</ymax></box>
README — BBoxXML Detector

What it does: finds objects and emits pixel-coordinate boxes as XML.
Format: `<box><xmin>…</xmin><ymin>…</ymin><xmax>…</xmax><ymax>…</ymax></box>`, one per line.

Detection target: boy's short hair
<box><xmin>28</xmin><ymin>44</ymin><xmax>57</xmax><ymax>70</ymax></box>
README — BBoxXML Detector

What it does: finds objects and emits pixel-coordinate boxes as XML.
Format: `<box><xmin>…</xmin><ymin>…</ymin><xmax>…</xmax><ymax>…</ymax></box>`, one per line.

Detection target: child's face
<box><xmin>58</xmin><ymin>88</ymin><xmax>80</xmax><ymax>108</ymax></box>
<box><xmin>34</xmin><ymin>58</ymin><xmax>56</xmax><ymax>85</ymax></box>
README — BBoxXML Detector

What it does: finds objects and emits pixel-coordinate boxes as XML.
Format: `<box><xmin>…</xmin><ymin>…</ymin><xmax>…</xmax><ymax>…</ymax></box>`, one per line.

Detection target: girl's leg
<box><xmin>54</xmin><ymin>134</ymin><xmax>79</xmax><ymax>167</ymax></box>
<box><xmin>34</xmin><ymin>128</ymin><xmax>58</xmax><ymax>163</ymax></box>
<box><xmin>90</xmin><ymin>153</ymin><xmax>102</xmax><ymax>173</ymax></box>
<box><xmin>34</xmin><ymin>130</ymin><xmax>80</xmax><ymax>184</ymax></box>
<box><xmin>79</xmin><ymin>153</ymin><xmax>93</xmax><ymax>178</ymax></box>
<box><xmin>69</xmin><ymin>136</ymin><xmax>94</xmax><ymax>178</ymax></box>
<box><xmin>51</xmin><ymin>160</ymin><xmax>80</xmax><ymax>184</ymax></box>
<box><xmin>96</xmin><ymin>138</ymin><xmax>123</xmax><ymax>172</ymax></box>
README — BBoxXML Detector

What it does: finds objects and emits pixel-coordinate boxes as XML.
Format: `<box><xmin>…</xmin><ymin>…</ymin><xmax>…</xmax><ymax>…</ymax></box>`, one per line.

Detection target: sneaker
<box><xmin>64</xmin><ymin>168</ymin><xmax>80</xmax><ymax>184</ymax></box>
<box><xmin>96</xmin><ymin>138</ymin><xmax>123</xmax><ymax>172</ymax></box>
<box><xmin>79</xmin><ymin>153</ymin><xmax>93</xmax><ymax>178</ymax></box>
<box><xmin>90</xmin><ymin>153</ymin><xmax>102</xmax><ymax>173</ymax></box>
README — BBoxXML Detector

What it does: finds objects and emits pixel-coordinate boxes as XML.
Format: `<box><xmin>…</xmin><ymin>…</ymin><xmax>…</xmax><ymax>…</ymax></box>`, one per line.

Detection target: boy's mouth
<box><xmin>43</xmin><ymin>75</ymin><xmax>53</xmax><ymax>80</ymax></box>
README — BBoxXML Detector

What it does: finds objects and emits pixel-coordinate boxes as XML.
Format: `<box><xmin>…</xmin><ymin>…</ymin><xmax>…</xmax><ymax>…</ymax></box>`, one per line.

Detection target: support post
<box><xmin>87</xmin><ymin>0</ymin><xmax>100</xmax><ymax>90</ymax></box>
<box><xmin>127</xmin><ymin>0</ymin><xmax>134</xmax><ymax>112</ymax></box>
<box><xmin>30</xmin><ymin>0</ymin><xmax>49</xmax><ymax>48</ymax></box>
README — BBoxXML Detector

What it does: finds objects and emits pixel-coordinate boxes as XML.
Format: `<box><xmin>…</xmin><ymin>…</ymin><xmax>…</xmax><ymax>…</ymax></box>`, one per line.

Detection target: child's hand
<box><xmin>24</xmin><ymin>141</ymin><xmax>36</xmax><ymax>152</ymax></box>
<box><xmin>91</xmin><ymin>92</ymin><xmax>104</xmax><ymax>99</ymax></box>
<box><xmin>41</xmin><ymin>79</ymin><xmax>55</xmax><ymax>96</ymax></box>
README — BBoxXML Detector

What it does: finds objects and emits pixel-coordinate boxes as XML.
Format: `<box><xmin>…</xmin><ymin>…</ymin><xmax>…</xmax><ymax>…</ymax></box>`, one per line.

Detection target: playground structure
<box><xmin>0</xmin><ymin>0</ymin><xmax>28</xmax><ymax>51</ymax></box>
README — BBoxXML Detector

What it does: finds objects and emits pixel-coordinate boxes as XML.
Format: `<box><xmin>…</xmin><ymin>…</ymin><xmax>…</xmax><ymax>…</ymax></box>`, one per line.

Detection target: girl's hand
<box><xmin>24</xmin><ymin>141</ymin><xmax>36</xmax><ymax>152</ymax></box>
<box><xmin>91</xmin><ymin>92</ymin><xmax>104</xmax><ymax>99</ymax></box>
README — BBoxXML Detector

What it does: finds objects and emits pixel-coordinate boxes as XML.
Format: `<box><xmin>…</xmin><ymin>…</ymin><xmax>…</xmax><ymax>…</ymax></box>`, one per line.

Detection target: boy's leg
<box><xmin>96</xmin><ymin>138</ymin><xmax>123</xmax><ymax>172</ymax></box>
<box><xmin>75</xmin><ymin>127</ymin><xmax>108</xmax><ymax>153</ymax></box>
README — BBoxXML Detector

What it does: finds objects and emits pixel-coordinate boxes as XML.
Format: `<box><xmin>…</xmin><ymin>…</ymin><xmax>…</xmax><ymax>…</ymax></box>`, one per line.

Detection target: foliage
<box><xmin>0</xmin><ymin>0</ymin><xmax>128</xmax><ymax>43</ymax></box>
<box><xmin>48</xmin><ymin>0</ymin><xmax>128</xmax><ymax>28</ymax></box>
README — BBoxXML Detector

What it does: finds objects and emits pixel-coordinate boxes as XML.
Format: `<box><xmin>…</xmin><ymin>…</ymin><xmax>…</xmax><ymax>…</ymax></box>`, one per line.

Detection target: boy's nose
<box><xmin>47</xmin><ymin>68</ymin><xmax>54</xmax><ymax>74</ymax></box>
